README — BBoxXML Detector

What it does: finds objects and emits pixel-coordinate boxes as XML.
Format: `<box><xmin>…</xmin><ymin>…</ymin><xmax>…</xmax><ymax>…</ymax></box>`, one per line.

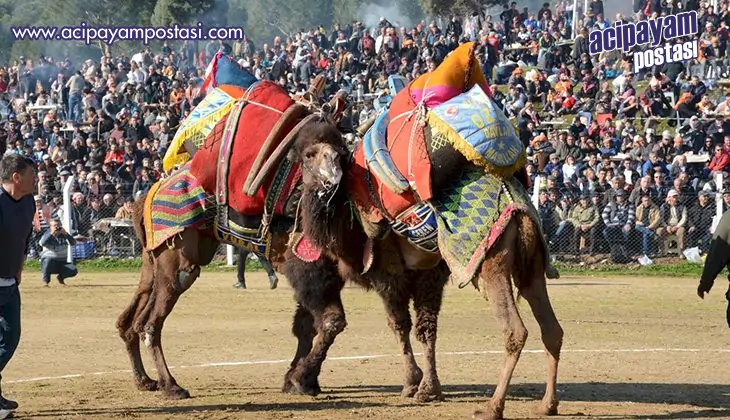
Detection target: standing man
<box><xmin>697</xmin><ymin>210</ymin><xmax>730</xmax><ymax>327</ymax></box>
<box><xmin>0</xmin><ymin>154</ymin><xmax>37</xmax><ymax>418</ymax></box>
<box><xmin>234</xmin><ymin>249</ymin><xmax>278</xmax><ymax>290</ymax></box>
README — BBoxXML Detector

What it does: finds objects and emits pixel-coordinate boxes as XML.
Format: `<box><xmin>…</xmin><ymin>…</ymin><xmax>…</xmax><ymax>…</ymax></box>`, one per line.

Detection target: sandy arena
<box><xmin>4</xmin><ymin>270</ymin><xmax>730</xmax><ymax>419</ymax></box>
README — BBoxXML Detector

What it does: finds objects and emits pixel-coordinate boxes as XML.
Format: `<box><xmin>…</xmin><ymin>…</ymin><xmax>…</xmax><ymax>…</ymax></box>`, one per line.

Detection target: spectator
<box><xmin>601</xmin><ymin>189</ymin><xmax>635</xmax><ymax>249</ymax></box>
<box><xmin>38</xmin><ymin>219</ymin><xmax>78</xmax><ymax>286</ymax></box>
<box><xmin>688</xmin><ymin>190</ymin><xmax>716</xmax><ymax>252</ymax></box>
<box><xmin>634</xmin><ymin>194</ymin><xmax>661</xmax><ymax>256</ymax></box>
<box><xmin>657</xmin><ymin>189</ymin><xmax>688</xmax><ymax>252</ymax></box>
<box><xmin>566</xmin><ymin>192</ymin><xmax>601</xmax><ymax>254</ymax></box>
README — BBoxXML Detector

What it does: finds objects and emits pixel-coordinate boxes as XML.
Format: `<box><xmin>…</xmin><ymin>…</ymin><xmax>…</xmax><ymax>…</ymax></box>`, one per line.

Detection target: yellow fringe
<box><xmin>426</xmin><ymin>114</ymin><xmax>526</xmax><ymax>178</ymax></box>
<box><xmin>143</xmin><ymin>180</ymin><xmax>163</xmax><ymax>251</ymax></box>
<box><xmin>162</xmin><ymin>99</ymin><xmax>237</xmax><ymax>171</ymax></box>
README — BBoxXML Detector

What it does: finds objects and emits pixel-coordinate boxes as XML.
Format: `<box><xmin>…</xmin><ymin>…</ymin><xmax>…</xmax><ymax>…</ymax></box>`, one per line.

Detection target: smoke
<box><xmin>358</xmin><ymin>2</ymin><xmax>417</xmax><ymax>32</ymax></box>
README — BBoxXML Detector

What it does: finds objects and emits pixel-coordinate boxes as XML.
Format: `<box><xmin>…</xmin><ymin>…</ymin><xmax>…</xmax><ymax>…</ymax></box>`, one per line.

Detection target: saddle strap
<box><xmin>248</xmin><ymin>113</ymin><xmax>319</xmax><ymax>196</ymax></box>
<box><xmin>216</xmin><ymin>97</ymin><xmax>248</xmax><ymax>206</ymax></box>
<box><xmin>243</xmin><ymin>103</ymin><xmax>307</xmax><ymax>196</ymax></box>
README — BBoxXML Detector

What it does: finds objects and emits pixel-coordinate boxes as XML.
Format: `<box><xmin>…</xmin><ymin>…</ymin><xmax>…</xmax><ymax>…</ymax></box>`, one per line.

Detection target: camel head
<box><xmin>287</xmin><ymin>115</ymin><xmax>347</xmax><ymax>198</ymax></box>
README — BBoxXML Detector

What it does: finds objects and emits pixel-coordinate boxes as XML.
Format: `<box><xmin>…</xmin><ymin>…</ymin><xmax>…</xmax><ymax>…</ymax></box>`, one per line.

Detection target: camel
<box><xmin>282</xmin><ymin>136</ymin><xmax>564</xmax><ymax>419</ymax></box>
<box><xmin>116</xmin><ymin>111</ymin><xmax>448</xmax><ymax>404</ymax></box>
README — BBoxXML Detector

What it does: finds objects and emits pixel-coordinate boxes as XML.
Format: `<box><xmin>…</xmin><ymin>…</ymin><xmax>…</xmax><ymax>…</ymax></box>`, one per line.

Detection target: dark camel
<box><xmin>116</xmin><ymin>114</ymin><xmax>448</xmax><ymax>404</ymax></box>
<box><xmin>282</xmin><ymin>132</ymin><xmax>564</xmax><ymax>419</ymax></box>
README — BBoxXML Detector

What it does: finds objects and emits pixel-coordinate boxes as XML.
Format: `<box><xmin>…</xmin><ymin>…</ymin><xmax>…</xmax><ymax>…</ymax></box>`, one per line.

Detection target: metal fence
<box><xmin>45</xmin><ymin>172</ymin><xmax>727</xmax><ymax>267</ymax></box>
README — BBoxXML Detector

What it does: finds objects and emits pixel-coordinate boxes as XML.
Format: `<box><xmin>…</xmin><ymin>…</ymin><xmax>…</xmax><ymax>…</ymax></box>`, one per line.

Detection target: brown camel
<box><xmin>116</xmin><ymin>113</ymin><xmax>448</xmax><ymax>403</ymax></box>
<box><xmin>115</xmin><ymin>115</ymin><xmax>345</xmax><ymax>399</ymax></box>
<box><xmin>282</xmin><ymin>132</ymin><xmax>564</xmax><ymax>419</ymax></box>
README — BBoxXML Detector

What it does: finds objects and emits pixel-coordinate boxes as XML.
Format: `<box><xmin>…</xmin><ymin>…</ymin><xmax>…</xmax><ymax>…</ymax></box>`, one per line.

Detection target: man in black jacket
<box><xmin>688</xmin><ymin>191</ymin><xmax>716</xmax><ymax>252</ymax></box>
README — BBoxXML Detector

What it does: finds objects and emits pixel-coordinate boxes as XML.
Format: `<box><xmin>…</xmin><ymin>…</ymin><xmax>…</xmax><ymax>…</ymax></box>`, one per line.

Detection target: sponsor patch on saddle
<box><xmin>290</xmin><ymin>232</ymin><xmax>322</xmax><ymax>262</ymax></box>
<box><xmin>427</xmin><ymin>84</ymin><xmax>524</xmax><ymax>174</ymax></box>
<box><xmin>391</xmin><ymin>203</ymin><xmax>439</xmax><ymax>253</ymax></box>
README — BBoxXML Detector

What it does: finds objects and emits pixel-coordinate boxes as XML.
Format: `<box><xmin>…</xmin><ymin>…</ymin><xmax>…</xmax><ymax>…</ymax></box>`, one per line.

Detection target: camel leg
<box><xmin>516</xmin><ymin>234</ymin><xmax>563</xmax><ymax>416</ymax></box>
<box><xmin>411</xmin><ymin>263</ymin><xmax>448</xmax><ymax>403</ymax></box>
<box><xmin>474</xmin><ymin>247</ymin><xmax>528</xmax><ymax>420</ymax></box>
<box><xmin>141</xmin><ymin>261</ymin><xmax>199</xmax><ymax>399</ymax></box>
<box><xmin>282</xmin><ymin>304</ymin><xmax>318</xmax><ymax>394</ymax></box>
<box><xmin>378</xmin><ymin>286</ymin><xmax>423</xmax><ymax>398</ymax></box>
<box><xmin>140</xmin><ymin>231</ymin><xmax>217</xmax><ymax>400</ymax></box>
<box><xmin>282</xmin><ymin>258</ymin><xmax>347</xmax><ymax>396</ymax></box>
<box><xmin>116</xmin><ymin>255</ymin><xmax>158</xmax><ymax>391</ymax></box>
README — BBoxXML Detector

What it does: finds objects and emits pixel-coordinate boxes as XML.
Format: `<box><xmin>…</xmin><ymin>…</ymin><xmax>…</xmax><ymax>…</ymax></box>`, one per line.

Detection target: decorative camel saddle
<box><xmin>348</xmin><ymin>42</ymin><xmax>530</xmax><ymax>260</ymax></box>
<box><xmin>146</xmin><ymin>55</ymin><xmax>342</xmax><ymax>259</ymax></box>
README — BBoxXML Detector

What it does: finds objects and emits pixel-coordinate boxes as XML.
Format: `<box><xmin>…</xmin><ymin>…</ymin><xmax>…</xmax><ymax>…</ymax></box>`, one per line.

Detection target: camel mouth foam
<box><xmin>588</xmin><ymin>11</ymin><xmax>699</xmax><ymax>74</ymax></box>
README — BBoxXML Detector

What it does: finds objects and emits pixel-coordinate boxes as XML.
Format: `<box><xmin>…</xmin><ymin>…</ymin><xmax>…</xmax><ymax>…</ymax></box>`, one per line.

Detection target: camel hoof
<box><xmin>135</xmin><ymin>378</ymin><xmax>158</xmax><ymax>392</ymax></box>
<box><xmin>533</xmin><ymin>401</ymin><xmax>559</xmax><ymax>416</ymax></box>
<box><xmin>414</xmin><ymin>389</ymin><xmax>444</xmax><ymax>403</ymax></box>
<box><xmin>287</xmin><ymin>376</ymin><xmax>321</xmax><ymax>397</ymax></box>
<box><xmin>401</xmin><ymin>385</ymin><xmax>419</xmax><ymax>398</ymax></box>
<box><xmin>473</xmin><ymin>407</ymin><xmax>503</xmax><ymax>420</ymax></box>
<box><xmin>163</xmin><ymin>385</ymin><xmax>191</xmax><ymax>400</ymax></box>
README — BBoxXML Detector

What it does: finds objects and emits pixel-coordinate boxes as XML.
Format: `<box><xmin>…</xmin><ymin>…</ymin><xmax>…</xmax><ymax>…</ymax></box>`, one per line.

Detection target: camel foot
<box><xmin>401</xmin><ymin>367</ymin><xmax>423</xmax><ymax>398</ymax></box>
<box><xmin>285</xmin><ymin>370</ymin><xmax>321</xmax><ymax>397</ymax></box>
<box><xmin>473</xmin><ymin>405</ymin><xmax>503</xmax><ymax>420</ymax></box>
<box><xmin>162</xmin><ymin>384</ymin><xmax>191</xmax><ymax>400</ymax></box>
<box><xmin>532</xmin><ymin>399</ymin><xmax>559</xmax><ymax>416</ymax></box>
<box><xmin>401</xmin><ymin>384</ymin><xmax>419</xmax><ymax>398</ymax></box>
<box><xmin>134</xmin><ymin>377</ymin><xmax>158</xmax><ymax>392</ymax></box>
<box><xmin>414</xmin><ymin>377</ymin><xmax>443</xmax><ymax>403</ymax></box>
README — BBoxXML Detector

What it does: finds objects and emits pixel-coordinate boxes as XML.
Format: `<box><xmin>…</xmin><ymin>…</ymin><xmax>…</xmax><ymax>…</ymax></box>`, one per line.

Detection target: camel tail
<box><xmin>513</xmin><ymin>212</ymin><xmax>545</xmax><ymax>300</ymax></box>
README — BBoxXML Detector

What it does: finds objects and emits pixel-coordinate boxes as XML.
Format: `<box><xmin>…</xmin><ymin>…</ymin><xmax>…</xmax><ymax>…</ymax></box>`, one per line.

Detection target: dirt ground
<box><xmin>4</xmin><ymin>269</ymin><xmax>730</xmax><ymax>419</ymax></box>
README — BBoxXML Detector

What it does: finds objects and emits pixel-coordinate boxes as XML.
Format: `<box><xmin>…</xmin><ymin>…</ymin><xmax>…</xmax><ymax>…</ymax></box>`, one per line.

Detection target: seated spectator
<box><xmin>115</xmin><ymin>198</ymin><xmax>134</xmax><ymax>220</ymax></box>
<box><xmin>634</xmin><ymin>194</ymin><xmax>661</xmax><ymax>256</ymax></box>
<box><xmin>688</xmin><ymin>190</ymin><xmax>716</xmax><ymax>252</ymax></box>
<box><xmin>567</xmin><ymin>192</ymin><xmax>601</xmax><ymax>253</ymax></box>
<box><xmin>39</xmin><ymin>219</ymin><xmax>78</xmax><ymax>286</ymax></box>
<box><xmin>657</xmin><ymin>189</ymin><xmax>688</xmax><ymax>252</ymax></box>
<box><xmin>601</xmin><ymin>189</ymin><xmax>635</xmax><ymax>247</ymax></box>
<box><xmin>706</xmin><ymin>143</ymin><xmax>729</xmax><ymax>177</ymax></box>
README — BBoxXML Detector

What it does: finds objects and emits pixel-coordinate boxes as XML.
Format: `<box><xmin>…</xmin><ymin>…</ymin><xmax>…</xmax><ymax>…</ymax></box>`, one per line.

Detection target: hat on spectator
<box><xmin>42</xmin><ymin>154</ymin><xmax>50</xmax><ymax>160</ymax></box>
<box><xmin>59</xmin><ymin>170</ymin><xmax>70</xmax><ymax>176</ymax></box>
<box><xmin>699</xmin><ymin>190</ymin><xmax>710</xmax><ymax>197</ymax></box>
<box><xmin>549</xmin><ymin>153</ymin><xmax>558</xmax><ymax>159</ymax></box>
<box><xmin>615</xmin><ymin>189</ymin><xmax>627</xmax><ymax>197</ymax></box>
<box><xmin>34</xmin><ymin>195</ymin><xmax>40</xmax><ymax>201</ymax></box>
<box><xmin>667</xmin><ymin>189</ymin><xmax>679</xmax><ymax>198</ymax></box>
<box><xmin>662</xmin><ymin>130</ymin><xmax>672</xmax><ymax>139</ymax></box>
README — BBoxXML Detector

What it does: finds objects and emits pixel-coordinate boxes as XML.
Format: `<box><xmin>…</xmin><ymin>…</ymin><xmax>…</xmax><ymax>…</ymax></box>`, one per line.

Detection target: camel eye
<box><xmin>305</xmin><ymin>150</ymin><xmax>316</xmax><ymax>160</ymax></box>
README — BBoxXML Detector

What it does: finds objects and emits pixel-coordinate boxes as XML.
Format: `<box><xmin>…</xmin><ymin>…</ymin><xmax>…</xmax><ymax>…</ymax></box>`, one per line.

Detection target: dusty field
<box><xmin>4</xmin><ymin>269</ymin><xmax>730</xmax><ymax>419</ymax></box>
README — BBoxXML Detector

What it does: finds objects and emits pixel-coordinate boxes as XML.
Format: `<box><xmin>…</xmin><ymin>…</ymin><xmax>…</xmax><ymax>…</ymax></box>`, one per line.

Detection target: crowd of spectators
<box><xmin>2</xmin><ymin>0</ymin><xmax>730</xmax><ymax>262</ymax></box>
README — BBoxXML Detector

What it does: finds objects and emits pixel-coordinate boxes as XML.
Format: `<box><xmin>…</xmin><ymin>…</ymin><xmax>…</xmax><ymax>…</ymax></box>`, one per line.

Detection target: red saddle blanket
<box><xmin>347</xmin><ymin>85</ymin><xmax>433</xmax><ymax>223</ymax></box>
<box><xmin>189</xmin><ymin>81</ymin><xmax>299</xmax><ymax>215</ymax></box>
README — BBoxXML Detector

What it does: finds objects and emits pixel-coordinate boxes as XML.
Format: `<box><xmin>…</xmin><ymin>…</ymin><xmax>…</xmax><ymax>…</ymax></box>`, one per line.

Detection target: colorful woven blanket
<box><xmin>433</xmin><ymin>169</ymin><xmax>543</xmax><ymax>286</ymax></box>
<box><xmin>144</xmin><ymin>163</ymin><xmax>211</xmax><ymax>251</ymax></box>
<box><xmin>427</xmin><ymin>84</ymin><xmax>526</xmax><ymax>177</ymax></box>
<box><xmin>162</xmin><ymin>84</ymin><xmax>246</xmax><ymax>171</ymax></box>
<box><xmin>189</xmin><ymin>81</ymin><xmax>299</xmax><ymax>216</ymax></box>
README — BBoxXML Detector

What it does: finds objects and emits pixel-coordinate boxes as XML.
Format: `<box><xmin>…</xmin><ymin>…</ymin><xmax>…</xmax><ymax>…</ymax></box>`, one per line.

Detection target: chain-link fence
<box><xmin>534</xmin><ymin>173</ymin><xmax>728</xmax><ymax>265</ymax></box>
<box><xmin>32</xmin><ymin>169</ymin><xmax>728</xmax><ymax>267</ymax></box>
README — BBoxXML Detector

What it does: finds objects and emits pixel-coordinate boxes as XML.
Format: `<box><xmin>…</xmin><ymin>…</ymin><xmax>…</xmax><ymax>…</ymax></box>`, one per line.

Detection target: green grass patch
<box><xmin>21</xmin><ymin>257</ymin><xmax>268</xmax><ymax>272</ymax></box>
<box><xmin>22</xmin><ymin>257</ymin><xmax>705</xmax><ymax>279</ymax></box>
<box><xmin>554</xmin><ymin>260</ymin><xmax>703</xmax><ymax>278</ymax></box>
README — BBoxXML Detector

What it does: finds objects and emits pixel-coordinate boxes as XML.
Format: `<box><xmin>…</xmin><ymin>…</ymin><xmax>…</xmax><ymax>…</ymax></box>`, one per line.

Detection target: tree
<box><xmin>151</xmin><ymin>0</ymin><xmax>217</xmax><ymax>26</ymax></box>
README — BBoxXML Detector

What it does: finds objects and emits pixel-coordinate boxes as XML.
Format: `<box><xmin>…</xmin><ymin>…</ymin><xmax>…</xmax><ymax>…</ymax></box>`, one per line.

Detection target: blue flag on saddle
<box><xmin>426</xmin><ymin>84</ymin><xmax>525</xmax><ymax>177</ymax></box>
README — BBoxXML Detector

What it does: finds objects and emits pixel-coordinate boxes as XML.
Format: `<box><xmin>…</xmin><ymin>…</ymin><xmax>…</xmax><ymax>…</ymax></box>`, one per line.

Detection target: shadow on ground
<box><xmin>327</xmin><ymin>382</ymin><xmax>730</xmax><ymax>419</ymax></box>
